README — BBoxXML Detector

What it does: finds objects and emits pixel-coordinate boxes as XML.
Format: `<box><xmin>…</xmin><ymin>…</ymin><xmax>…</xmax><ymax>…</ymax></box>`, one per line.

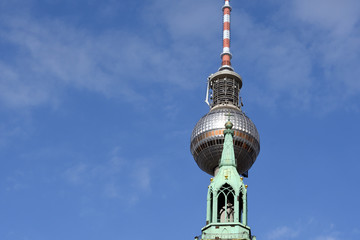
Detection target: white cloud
<box><xmin>1</xmin><ymin>0</ymin><xmax>360</xmax><ymax>114</ymax></box>
<box><xmin>0</xmin><ymin>0</ymin><xmax>227</xmax><ymax>111</ymax></box>
<box><xmin>145</xmin><ymin>0</ymin><xmax>219</xmax><ymax>42</ymax></box>
<box><xmin>268</xmin><ymin>226</ymin><xmax>299</xmax><ymax>239</ymax></box>
<box><xmin>231</xmin><ymin>12</ymin><xmax>314</xmax><ymax>111</ymax></box>
<box><xmin>266</xmin><ymin>220</ymin><xmax>350</xmax><ymax>240</ymax></box>
<box><xmin>290</xmin><ymin>0</ymin><xmax>360</xmax><ymax>113</ymax></box>
<box><xmin>0</xmin><ymin>62</ymin><xmax>55</xmax><ymax>108</ymax></box>
<box><xmin>63</xmin><ymin>147</ymin><xmax>151</xmax><ymax>204</ymax></box>
<box><xmin>0</xmin><ymin>17</ymin><xmax>147</xmax><ymax>108</ymax></box>
<box><xmin>103</xmin><ymin>182</ymin><xmax>123</xmax><ymax>199</ymax></box>
<box><xmin>0</xmin><ymin>114</ymin><xmax>33</xmax><ymax>148</ymax></box>
<box><xmin>132</xmin><ymin>165</ymin><xmax>151</xmax><ymax>191</ymax></box>
<box><xmin>292</xmin><ymin>0</ymin><xmax>360</xmax><ymax>36</ymax></box>
<box><xmin>63</xmin><ymin>163</ymin><xmax>88</xmax><ymax>185</ymax></box>
<box><xmin>226</xmin><ymin>0</ymin><xmax>360</xmax><ymax>113</ymax></box>
<box><xmin>5</xmin><ymin>170</ymin><xmax>28</xmax><ymax>192</ymax></box>
<box><xmin>0</xmin><ymin>9</ymin><xmax>205</xmax><ymax>109</ymax></box>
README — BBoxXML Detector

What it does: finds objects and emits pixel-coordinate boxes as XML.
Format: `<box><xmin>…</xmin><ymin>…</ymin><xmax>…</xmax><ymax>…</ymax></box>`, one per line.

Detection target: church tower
<box><xmin>190</xmin><ymin>1</ymin><xmax>260</xmax><ymax>239</ymax></box>
<box><xmin>200</xmin><ymin>117</ymin><xmax>255</xmax><ymax>240</ymax></box>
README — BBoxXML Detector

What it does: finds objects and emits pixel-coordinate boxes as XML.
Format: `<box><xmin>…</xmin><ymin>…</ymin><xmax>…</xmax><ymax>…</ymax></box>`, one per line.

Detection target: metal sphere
<box><xmin>190</xmin><ymin>106</ymin><xmax>260</xmax><ymax>176</ymax></box>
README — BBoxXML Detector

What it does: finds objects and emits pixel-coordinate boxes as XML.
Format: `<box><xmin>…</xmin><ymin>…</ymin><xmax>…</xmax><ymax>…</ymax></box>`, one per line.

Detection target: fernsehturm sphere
<box><xmin>190</xmin><ymin>0</ymin><xmax>260</xmax><ymax>177</ymax></box>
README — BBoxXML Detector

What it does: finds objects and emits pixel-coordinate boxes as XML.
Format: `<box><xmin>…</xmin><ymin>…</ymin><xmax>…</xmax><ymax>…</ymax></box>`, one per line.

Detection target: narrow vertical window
<box><xmin>226</xmin><ymin>192</ymin><xmax>234</xmax><ymax>222</ymax></box>
<box><xmin>239</xmin><ymin>191</ymin><xmax>244</xmax><ymax>223</ymax></box>
<box><xmin>210</xmin><ymin>191</ymin><xmax>213</xmax><ymax>223</ymax></box>
<box><xmin>217</xmin><ymin>191</ymin><xmax>226</xmax><ymax>222</ymax></box>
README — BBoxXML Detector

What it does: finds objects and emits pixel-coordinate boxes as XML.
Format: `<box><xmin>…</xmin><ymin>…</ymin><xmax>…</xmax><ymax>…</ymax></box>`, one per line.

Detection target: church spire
<box><xmin>219</xmin><ymin>115</ymin><xmax>236</xmax><ymax>168</ymax></box>
<box><xmin>200</xmin><ymin>119</ymin><xmax>253</xmax><ymax>239</ymax></box>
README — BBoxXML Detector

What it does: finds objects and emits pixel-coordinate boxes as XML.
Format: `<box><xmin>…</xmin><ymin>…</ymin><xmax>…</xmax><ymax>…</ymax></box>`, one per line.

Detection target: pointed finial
<box><xmin>225</xmin><ymin>112</ymin><xmax>233</xmax><ymax>122</ymax></box>
<box><xmin>224</xmin><ymin>112</ymin><xmax>234</xmax><ymax>131</ymax></box>
<box><xmin>220</xmin><ymin>118</ymin><xmax>236</xmax><ymax>167</ymax></box>
<box><xmin>225</xmin><ymin>120</ymin><xmax>233</xmax><ymax>130</ymax></box>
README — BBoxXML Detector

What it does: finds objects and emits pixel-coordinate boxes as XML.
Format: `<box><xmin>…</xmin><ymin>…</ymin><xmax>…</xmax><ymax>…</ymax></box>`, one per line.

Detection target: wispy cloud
<box><xmin>268</xmin><ymin>226</ymin><xmax>299</xmax><ymax>239</ymax></box>
<box><xmin>292</xmin><ymin>0</ymin><xmax>360</xmax><ymax>36</ymax></box>
<box><xmin>291</xmin><ymin>0</ymin><xmax>360</xmax><ymax>82</ymax></box>
<box><xmin>1</xmin><ymin>0</ymin><xmax>359</xmax><ymax>114</ymax></box>
<box><xmin>63</xmin><ymin>163</ymin><xmax>88</xmax><ymax>185</ymax></box>
<box><xmin>5</xmin><ymin>170</ymin><xmax>29</xmax><ymax>192</ymax></box>
<box><xmin>224</xmin><ymin>0</ymin><xmax>360</xmax><ymax>113</ymax></box>
<box><xmin>132</xmin><ymin>165</ymin><xmax>151</xmax><ymax>191</ymax></box>
<box><xmin>63</xmin><ymin>146</ymin><xmax>151</xmax><ymax>205</ymax></box>
<box><xmin>265</xmin><ymin>218</ymin><xmax>353</xmax><ymax>240</ymax></box>
<box><xmin>0</xmin><ymin>1</ymin><xmax>214</xmax><ymax>110</ymax></box>
<box><xmin>0</xmin><ymin>16</ymin><xmax>148</xmax><ymax>108</ymax></box>
<box><xmin>233</xmin><ymin>13</ymin><xmax>313</xmax><ymax>111</ymax></box>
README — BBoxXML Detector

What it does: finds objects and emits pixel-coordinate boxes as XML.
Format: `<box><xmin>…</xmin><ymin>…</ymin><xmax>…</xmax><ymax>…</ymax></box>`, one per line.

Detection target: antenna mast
<box><xmin>220</xmin><ymin>0</ymin><xmax>233</xmax><ymax>71</ymax></box>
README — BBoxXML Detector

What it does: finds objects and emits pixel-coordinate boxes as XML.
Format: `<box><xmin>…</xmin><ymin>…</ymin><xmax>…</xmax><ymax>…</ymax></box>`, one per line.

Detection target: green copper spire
<box><xmin>219</xmin><ymin>118</ymin><xmax>236</xmax><ymax>168</ymax></box>
<box><xmin>199</xmin><ymin>119</ymin><xmax>255</xmax><ymax>240</ymax></box>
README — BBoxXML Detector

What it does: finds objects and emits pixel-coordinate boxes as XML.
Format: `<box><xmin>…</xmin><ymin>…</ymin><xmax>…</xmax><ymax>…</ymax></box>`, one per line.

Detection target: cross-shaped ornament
<box><xmin>225</xmin><ymin>112</ymin><xmax>234</xmax><ymax>122</ymax></box>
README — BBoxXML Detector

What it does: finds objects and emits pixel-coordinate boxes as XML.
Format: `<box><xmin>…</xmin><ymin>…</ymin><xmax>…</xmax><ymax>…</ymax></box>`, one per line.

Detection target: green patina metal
<box><xmin>200</xmin><ymin>120</ymin><xmax>256</xmax><ymax>240</ymax></box>
<box><xmin>219</xmin><ymin>118</ymin><xmax>236</xmax><ymax>168</ymax></box>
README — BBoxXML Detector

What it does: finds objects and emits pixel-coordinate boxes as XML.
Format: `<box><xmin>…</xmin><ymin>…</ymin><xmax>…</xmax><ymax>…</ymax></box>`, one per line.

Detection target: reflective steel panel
<box><xmin>190</xmin><ymin>106</ymin><xmax>260</xmax><ymax>175</ymax></box>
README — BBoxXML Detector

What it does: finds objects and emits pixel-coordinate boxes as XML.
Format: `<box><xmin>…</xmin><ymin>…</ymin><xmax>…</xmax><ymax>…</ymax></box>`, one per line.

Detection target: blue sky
<box><xmin>0</xmin><ymin>0</ymin><xmax>360</xmax><ymax>239</ymax></box>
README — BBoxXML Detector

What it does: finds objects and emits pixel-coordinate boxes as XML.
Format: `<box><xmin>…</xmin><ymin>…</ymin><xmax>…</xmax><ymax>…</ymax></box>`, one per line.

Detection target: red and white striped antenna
<box><xmin>220</xmin><ymin>0</ymin><xmax>233</xmax><ymax>71</ymax></box>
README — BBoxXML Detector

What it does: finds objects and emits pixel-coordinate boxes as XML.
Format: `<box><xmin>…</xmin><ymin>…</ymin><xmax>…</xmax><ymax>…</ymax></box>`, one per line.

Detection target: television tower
<box><xmin>190</xmin><ymin>1</ymin><xmax>260</xmax><ymax>239</ymax></box>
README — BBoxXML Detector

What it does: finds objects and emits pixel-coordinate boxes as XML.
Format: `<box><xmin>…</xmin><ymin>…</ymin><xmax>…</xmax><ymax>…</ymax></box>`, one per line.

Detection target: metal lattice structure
<box><xmin>210</xmin><ymin>70</ymin><xmax>242</xmax><ymax>107</ymax></box>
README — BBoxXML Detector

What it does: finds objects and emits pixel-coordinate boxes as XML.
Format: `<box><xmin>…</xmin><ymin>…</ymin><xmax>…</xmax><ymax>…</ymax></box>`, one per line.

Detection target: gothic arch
<box><xmin>217</xmin><ymin>184</ymin><xmax>235</xmax><ymax>222</ymax></box>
